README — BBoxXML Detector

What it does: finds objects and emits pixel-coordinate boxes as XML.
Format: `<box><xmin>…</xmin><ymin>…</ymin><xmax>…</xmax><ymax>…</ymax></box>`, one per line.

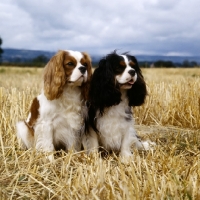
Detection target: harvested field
<box><xmin>0</xmin><ymin>67</ymin><xmax>200</xmax><ymax>199</ymax></box>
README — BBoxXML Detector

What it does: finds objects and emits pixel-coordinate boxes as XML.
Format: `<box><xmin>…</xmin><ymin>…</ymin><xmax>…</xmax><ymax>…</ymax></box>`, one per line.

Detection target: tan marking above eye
<box><xmin>120</xmin><ymin>61</ymin><xmax>126</xmax><ymax>67</ymax></box>
<box><xmin>81</xmin><ymin>58</ymin><xmax>88</xmax><ymax>67</ymax></box>
<box><xmin>129</xmin><ymin>61</ymin><xmax>135</xmax><ymax>66</ymax></box>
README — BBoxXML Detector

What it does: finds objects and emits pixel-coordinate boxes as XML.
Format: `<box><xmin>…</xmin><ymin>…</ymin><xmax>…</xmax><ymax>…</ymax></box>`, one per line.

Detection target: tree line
<box><xmin>2</xmin><ymin>56</ymin><xmax>199</xmax><ymax>68</ymax></box>
<box><xmin>1</xmin><ymin>54</ymin><xmax>49</xmax><ymax>67</ymax></box>
<box><xmin>0</xmin><ymin>37</ymin><xmax>3</xmax><ymax>64</ymax></box>
<box><xmin>0</xmin><ymin>37</ymin><xmax>199</xmax><ymax>68</ymax></box>
<box><xmin>139</xmin><ymin>60</ymin><xmax>199</xmax><ymax>68</ymax></box>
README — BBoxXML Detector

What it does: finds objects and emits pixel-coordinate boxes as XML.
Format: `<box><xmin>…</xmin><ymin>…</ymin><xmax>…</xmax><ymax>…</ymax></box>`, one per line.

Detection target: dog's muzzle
<box><xmin>79</xmin><ymin>66</ymin><xmax>86</xmax><ymax>74</ymax></box>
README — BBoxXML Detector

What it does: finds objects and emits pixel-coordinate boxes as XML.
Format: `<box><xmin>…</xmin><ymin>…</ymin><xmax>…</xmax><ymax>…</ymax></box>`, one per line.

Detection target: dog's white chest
<box><xmin>96</xmin><ymin>100</ymin><xmax>133</xmax><ymax>151</ymax></box>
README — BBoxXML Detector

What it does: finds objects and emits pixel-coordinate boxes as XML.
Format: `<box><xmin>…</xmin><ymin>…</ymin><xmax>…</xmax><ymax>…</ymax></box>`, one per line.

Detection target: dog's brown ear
<box><xmin>81</xmin><ymin>52</ymin><xmax>93</xmax><ymax>101</ymax></box>
<box><xmin>43</xmin><ymin>51</ymin><xmax>66</xmax><ymax>100</ymax></box>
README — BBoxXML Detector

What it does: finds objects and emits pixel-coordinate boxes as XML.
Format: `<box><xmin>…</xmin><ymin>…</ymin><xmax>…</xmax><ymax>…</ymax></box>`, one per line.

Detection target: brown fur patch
<box><xmin>81</xmin><ymin>52</ymin><xmax>92</xmax><ymax>101</ymax></box>
<box><xmin>129</xmin><ymin>61</ymin><xmax>135</xmax><ymax>67</ymax></box>
<box><xmin>43</xmin><ymin>50</ymin><xmax>92</xmax><ymax>101</ymax></box>
<box><xmin>43</xmin><ymin>51</ymin><xmax>68</xmax><ymax>100</ymax></box>
<box><xmin>63</xmin><ymin>54</ymin><xmax>77</xmax><ymax>78</ymax></box>
<box><xmin>26</xmin><ymin>97</ymin><xmax>40</xmax><ymax>135</ymax></box>
<box><xmin>120</xmin><ymin>61</ymin><xmax>126</xmax><ymax>67</ymax></box>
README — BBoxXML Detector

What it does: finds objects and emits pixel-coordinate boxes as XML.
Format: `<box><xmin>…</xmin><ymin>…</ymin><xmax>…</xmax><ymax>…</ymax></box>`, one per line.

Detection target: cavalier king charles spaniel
<box><xmin>16</xmin><ymin>50</ymin><xmax>92</xmax><ymax>161</ymax></box>
<box><xmin>83</xmin><ymin>51</ymin><xmax>153</xmax><ymax>158</ymax></box>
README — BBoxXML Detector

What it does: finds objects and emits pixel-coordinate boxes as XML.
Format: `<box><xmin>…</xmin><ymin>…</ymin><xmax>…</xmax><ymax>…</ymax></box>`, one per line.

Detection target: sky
<box><xmin>0</xmin><ymin>0</ymin><xmax>200</xmax><ymax>56</ymax></box>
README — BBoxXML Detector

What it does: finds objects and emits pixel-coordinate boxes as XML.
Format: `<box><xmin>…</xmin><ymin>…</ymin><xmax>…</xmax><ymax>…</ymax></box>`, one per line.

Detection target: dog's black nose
<box><xmin>128</xmin><ymin>69</ymin><xmax>136</xmax><ymax>76</ymax></box>
<box><xmin>79</xmin><ymin>66</ymin><xmax>86</xmax><ymax>74</ymax></box>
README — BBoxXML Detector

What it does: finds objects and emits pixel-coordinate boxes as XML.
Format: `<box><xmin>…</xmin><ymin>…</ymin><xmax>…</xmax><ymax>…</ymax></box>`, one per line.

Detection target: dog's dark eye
<box><xmin>115</xmin><ymin>65</ymin><xmax>125</xmax><ymax>74</ymax></box>
<box><xmin>83</xmin><ymin>63</ymin><xmax>88</xmax><ymax>67</ymax></box>
<box><xmin>66</xmin><ymin>62</ymin><xmax>74</xmax><ymax>66</ymax></box>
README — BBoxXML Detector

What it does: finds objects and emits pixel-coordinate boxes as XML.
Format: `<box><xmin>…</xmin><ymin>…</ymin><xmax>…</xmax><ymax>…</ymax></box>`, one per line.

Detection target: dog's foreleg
<box><xmin>82</xmin><ymin>129</ymin><xmax>99</xmax><ymax>154</ymax></box>
<box><xmin>120</xmin><ymin>135</ymin><xmax>133</xmax><ymax>158</ymax></box>
<box><xmin>34</xmin><ymin>122</ymin><xmax>55</xmax><ymax>162</ymax></box>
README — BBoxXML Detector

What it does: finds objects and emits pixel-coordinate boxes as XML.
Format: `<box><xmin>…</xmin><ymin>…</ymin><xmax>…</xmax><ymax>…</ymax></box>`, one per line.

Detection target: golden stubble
<box><xmin>0</xmin><ymin>67</ymin><xmax>200</xmax><ymax>199</ymax></box>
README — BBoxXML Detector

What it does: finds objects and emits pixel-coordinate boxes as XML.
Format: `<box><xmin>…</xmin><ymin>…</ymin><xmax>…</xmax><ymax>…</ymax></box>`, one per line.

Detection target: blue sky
<box><xmin>0</xmin><ymin>0</ymin><xmax>200</xmax><ymax>56</ymax></box>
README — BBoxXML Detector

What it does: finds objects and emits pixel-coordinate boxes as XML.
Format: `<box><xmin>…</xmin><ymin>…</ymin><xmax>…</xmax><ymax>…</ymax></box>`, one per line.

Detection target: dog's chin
<box><xmin>119</xmin><ymin>79</ymin><xmax>135</xmax><ymax>90</ymax></box>
<box><xmin>68</xmin><ymin>76</ymin><xmax>84</xmax><ymax>86</ymax></box>
<box><xmin>120</xmin><ymin>84</ymin><xmax>133</xmax><ymax>89</ymax></box>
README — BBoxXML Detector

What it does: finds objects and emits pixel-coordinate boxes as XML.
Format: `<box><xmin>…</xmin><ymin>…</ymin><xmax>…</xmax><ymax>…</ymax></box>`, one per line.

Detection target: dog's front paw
<box><xmin>141</xmin><ymin>141</ymin><xmax>156</xmax><ymax>150</ymax></box>
<box><xmin>119</xmin><ymin>151</ymin><xmax>133</xmax><ymax>164</ymax></box>
<box><xmin>47</xmin><ymin>154</ymin><xmax>55</xmax><ymax>163</ymax></box>
<box><xmin>119</xmin><ymin>150</ymin><xmax>133</xmax><ymax>162</ymax></box>
<box><xmin>120</xmin><ymin>150</ymin><xmax>132</xmax><ymax>157</ymax></box>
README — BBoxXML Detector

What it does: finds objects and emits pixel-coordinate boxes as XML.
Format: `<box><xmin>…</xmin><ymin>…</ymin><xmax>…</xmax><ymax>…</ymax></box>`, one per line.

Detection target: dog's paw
<box><xmin>119</xmin><ymin>150</ymin><xmax>133</xmax><ymax>163</ymax></box>
<box><xmin>47</xmin><ymin>154</ymin><xmax>55</xmax><ymax>163</ymax></box>
<box><xmin>141</xmin><ymin>141</ymin><xmax>156</xmax><ymax>150</ymax></box>
<box><xmin>120</xmin><ymin>150</ymin><xmax>132</xmax><ymax>157</ymax></box>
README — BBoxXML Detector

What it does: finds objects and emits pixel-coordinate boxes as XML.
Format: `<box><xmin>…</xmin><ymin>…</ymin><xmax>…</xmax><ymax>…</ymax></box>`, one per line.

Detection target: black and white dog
<box><xmin>83</xmin><ymin>51</ymin><xmax>153</xmax><ymax>158</ymax></box>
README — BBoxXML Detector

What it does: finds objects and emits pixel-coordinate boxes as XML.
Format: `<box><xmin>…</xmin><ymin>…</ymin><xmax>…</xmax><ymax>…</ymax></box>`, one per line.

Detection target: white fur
<box><xmin>68</xmin><ymin>50</ymin><xmax>88</xmax><ymax>83</ymax></box>
<box><xmin>16</xmin><ymin>50</ymin><xmax>89</xmax><ymax>161</ymax></box>
<box><xmin>83</xmin><ymin>91</ymin><xmax>152</xmax><ymax>157</ymax></box>
<box><xmin>17</xmin><ymin>86</ymin><xmax>84</xmax><ymax>153</ymax></box>
<box><xmin>82</xmin><ymin>53</ymin><xmax>154</xmax><ymax>158</ymax></box>
<box><xmin>16</xmin><ymin>121</ymin><xmax>34</xmax><ymax>149</ymax></box>
<box><xmin>116</xmin><ymin>55</ymin><xmax>137</xmax><ymax>88</ymax></box>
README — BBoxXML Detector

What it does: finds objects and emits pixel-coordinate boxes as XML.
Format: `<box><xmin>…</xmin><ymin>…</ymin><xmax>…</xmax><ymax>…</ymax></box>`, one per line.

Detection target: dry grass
<box><xmin>135</xmin><ymin>68</ymin><xmax>200</xmax><ymax>129</ymax></box>
<box><xmin>0</xmin><ymin>66</ymin><xmax>200</xmax><ymax>199</ymax></box>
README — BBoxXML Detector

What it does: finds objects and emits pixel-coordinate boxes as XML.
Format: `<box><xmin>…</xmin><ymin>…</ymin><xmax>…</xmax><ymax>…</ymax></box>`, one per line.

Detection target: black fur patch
<box><xmin>86</xmin><ymin>51</ymin><xmax>147</xmax><ymax>134</ymax></box>
<box><xmin>54</xmin><ymin>141</ymin><xmax>67</xmax><ymax>151</ymax></box>
<box><xmin>125</xmin><ymin>107</ymin><xmax>133</xmax><ymax>121</ymax></box>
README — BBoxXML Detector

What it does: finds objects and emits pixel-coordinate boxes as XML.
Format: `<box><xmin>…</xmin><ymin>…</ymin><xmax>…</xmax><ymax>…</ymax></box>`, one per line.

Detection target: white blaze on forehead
<box><xmin>116</xmin><ymin>55</ymin><xmax>137</xmax><ymax>87</ymax></box>
<box><xmin>120</xmin><ymin>55</ymin><xmax>129</xmax><ymax>66</ymax></box>
<box><xmin>65</xmin><ymin>50</ymin><xmax>88</xmax><ymax>84</ymax></box>
<box><xmin>65</xmin><ymin>50</ymin><xmax>83</xmax><ymax>62</ymax></box>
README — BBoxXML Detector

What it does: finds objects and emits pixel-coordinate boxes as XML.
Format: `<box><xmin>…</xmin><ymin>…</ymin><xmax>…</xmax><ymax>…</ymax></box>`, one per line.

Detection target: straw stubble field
<box><xmin>0</xmin><ymin>67</ymin><xmax>200</xmax><ymax>199</ymax></box>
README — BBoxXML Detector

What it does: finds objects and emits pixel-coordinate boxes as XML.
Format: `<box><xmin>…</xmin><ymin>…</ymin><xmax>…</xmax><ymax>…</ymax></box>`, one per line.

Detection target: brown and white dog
<box><xmin>16</xmin><ymin>50</ymin><xmax>92</xmax><ymax>161</ymax></box>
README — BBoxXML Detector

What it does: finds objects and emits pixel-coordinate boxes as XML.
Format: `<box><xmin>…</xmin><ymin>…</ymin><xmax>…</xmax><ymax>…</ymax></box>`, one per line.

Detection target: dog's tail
<box><xmin>16</xmin><ymin>121</ymin><xmax>34</xmax><ymax>149</ymax></box>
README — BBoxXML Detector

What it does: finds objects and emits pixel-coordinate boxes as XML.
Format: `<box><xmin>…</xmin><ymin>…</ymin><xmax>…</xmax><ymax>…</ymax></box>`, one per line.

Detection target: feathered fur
<box><xmin>16</xmin><ymin>50</ymin><xmax>92</xmax><ymax>161</ymax></box>
<box><xmin>83</xmin><ymin>51</ymin><xmax>153</xmax><ymax>158</ymax></box>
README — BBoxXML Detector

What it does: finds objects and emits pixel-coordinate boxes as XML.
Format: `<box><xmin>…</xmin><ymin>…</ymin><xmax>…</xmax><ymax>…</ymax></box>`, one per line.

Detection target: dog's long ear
<box><xmin>81</xmin><ymin>52</ymin><xmax>93</xmax><ymax>101</ymax></box>
<box><xmin>127</xmin><ymin>55</ymin><xmax>147</xmax><ymax>106</ymax></box>
<box><xmin>89</xmin><ymin>55</ymin><xmax>121</xmax><ymax>114</ymax></box>
<box><xmin>43</xmin><ymin>51</ymin><xmax>66</xmax><ymax>100</ymax></box>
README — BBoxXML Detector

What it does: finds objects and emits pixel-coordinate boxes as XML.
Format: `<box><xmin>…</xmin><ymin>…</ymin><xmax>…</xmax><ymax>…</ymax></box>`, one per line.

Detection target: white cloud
<box><xmin>0</xmin><ymin>0</ymin><xmax>200</xmax><ymax>56</ymax></box>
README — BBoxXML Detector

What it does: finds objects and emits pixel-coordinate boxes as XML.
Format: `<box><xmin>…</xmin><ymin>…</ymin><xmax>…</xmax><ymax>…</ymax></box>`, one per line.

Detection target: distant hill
<box><xmin>1</xmin><ymin>48</ymin><xmax>200</xmax><ymax>66</ymax></box>
<box><xmin>1</xmin><ymin>48</ymin><xmax>101</xmax><ymax>64</ymax></box>
<box><xmin>2</xmin><ymin>48</ymin><xmax>55</xmax><ymax>63</ymax></box>
<box><xmin>136</xmin><ymin>55</ymin><xmax>200</xmax><ymax>64</ymax></box>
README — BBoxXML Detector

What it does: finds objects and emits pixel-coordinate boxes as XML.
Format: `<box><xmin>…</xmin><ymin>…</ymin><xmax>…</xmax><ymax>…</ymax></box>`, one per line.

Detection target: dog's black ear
<box><xmin>89</xmin><ymin>56</ymin><xmax>121</xmax><ymax>115</ymax></box>
<box><xmin>126</xmin><ymin>55</ymin><xmax>147</xmax><ymax>106</ymax></box>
